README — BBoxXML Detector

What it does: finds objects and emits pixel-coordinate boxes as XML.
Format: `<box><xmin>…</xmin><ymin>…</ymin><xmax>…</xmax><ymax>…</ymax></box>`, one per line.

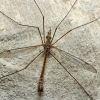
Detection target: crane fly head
<box><xmin>46</xmin><ymin>28</ymin><xmax>51</xmax><ymax>40</ymax></box>
<box><xmin>44</xmin><ymin>28</ymin><xmax>52</xmax><ymax>53</ymax></box>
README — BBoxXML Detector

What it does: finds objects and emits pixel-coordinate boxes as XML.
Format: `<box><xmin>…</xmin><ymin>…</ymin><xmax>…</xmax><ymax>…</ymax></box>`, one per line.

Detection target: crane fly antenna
<box><xmin>49</xmin><ymin>27</ymin><xmax>51</xmax><ymax>32</ymax></box>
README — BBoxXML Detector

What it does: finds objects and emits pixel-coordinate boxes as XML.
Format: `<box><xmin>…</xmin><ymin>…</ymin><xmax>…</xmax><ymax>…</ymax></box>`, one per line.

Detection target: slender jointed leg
<box><xmin>0</xmin><ymin>10</ymin><xmax>43</xmax><ymax>44</ymax></box>
<box><xmin>0</xmin><ymin>51</ymin><xmax>43</xmax><ymax>80</ymax></box>
<box><xmin>51</xmin><ymin>46</ymin><xmax>97</xmax><ymax>73</ymax></box>
<box><xmin>50</xmin><ymin>52</ymin><xmax>93</xmax><ymax>100</ymax></box>
<box><xmin>34</xmin><ymin>0</ymin><xmax>45</xmax><ymax>43</ymax></box>
<box><xmin>51</xmin><ymin>0</ymin><xmax>78</xmax><ymax>43</ymax></box>
<box><xmin>52</xmin><ymin>16</ymin><xmax>100</xmax><ymax>45</ymax></box>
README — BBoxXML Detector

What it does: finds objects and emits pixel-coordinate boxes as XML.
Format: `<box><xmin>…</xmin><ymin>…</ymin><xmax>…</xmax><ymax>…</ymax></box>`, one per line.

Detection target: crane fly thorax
<box><xmin>44</xmin><ymin>31</ymin><xmax>51</xmax><ymax>53</ymax></box>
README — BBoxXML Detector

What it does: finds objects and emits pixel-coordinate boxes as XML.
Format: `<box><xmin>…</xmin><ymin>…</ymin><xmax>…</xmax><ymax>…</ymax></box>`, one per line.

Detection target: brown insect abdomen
<box><xmin>38</xmin><ymin>81</ymin><xmax>44</xmax><ymax>95</ymax></box>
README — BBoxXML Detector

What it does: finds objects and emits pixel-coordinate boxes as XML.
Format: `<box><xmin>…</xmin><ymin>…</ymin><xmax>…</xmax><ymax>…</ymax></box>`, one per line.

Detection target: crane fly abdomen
<box><xmin>38</xmin><ymin>79</ymin><xmax>44</xmax><ymax>95</ymax></box>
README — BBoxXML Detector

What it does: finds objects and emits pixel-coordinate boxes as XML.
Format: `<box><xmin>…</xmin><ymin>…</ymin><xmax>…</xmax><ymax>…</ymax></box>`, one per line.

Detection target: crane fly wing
<box><xmin>0</xmin><ymin>45</ymin><xmax>43</xmax><ymax>71</ymax></box>
<box><xmin>0</xmin><ymin>10</ymin><xmax>44</xmax><ymax>79</ymax></box>
<box><xmin>0</xmin><ymin>45</ymin><xmax>43</xmax><ymax>78</ymax></box>
<box><xmin>0</xmin><ymin>45</ymin><xmax>42</xmax><ymax>58</ymax></box>
<box><xmin>52</xmin><ymin>46</ymin><xmax>97</xmax><ymax>73</ymax></box>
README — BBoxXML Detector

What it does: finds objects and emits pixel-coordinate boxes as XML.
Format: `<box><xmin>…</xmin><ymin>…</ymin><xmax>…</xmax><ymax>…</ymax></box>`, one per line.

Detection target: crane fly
<box><xmin>0</xmin><ymin>0</ymin><xmax>99</xmax><ymax>99</ymax></box>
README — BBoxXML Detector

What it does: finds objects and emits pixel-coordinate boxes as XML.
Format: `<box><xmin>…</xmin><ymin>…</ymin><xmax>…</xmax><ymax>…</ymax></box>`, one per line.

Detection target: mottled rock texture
<box><xmin>0</xmin><ymin>0</ymin><xmax>100</xmax><ymax>100</ymax></box>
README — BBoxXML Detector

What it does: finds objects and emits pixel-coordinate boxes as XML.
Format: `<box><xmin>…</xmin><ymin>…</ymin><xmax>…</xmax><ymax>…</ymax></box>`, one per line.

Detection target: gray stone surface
<box><xmin>0</xmin><ymin>0</ymin><xmax>100</xmax><ymax>100</ymax></box>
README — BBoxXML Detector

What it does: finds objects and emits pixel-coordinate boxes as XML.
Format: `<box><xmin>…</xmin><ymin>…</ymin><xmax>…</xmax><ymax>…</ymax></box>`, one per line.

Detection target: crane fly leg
<box><xmin>0</xmin><ymin>11</ymin><xmax>43</xmax><ymax>44</ymax></box>
<box><xmin>52</xmin><ymin>16</ymin><xmax>100</xmax><ymax>45</ymax></box>
<box><xmin>51</xmin><ymin>46</ymin><xmax>97</xmax><ymax>73</ymax></box>
<box><xmin>0</xmin><ymin>49</ymin><xmax>43</xmax><ymax>80</ymax></box>
<box><xmin>51</xmin><ymin>0</ymin><xmax>78</xmax><ymax>43</ymax></box>
<box><xmin>50</xmin><ymin>52</ymin><xmax>93</xmax><ymax>100</ymax></box>
<box><xmin>34</xmin><ymin>0</ymin><xmax>45</xmax><ymax>43</ymax></box>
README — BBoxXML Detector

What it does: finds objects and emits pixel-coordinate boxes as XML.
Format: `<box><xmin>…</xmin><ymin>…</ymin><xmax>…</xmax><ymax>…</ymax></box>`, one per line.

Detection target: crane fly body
<box><xmin>38</xmin><ymin>30</ymin><xmax>52</xmax><ymax>94</ymax></box>
<box><xmin>0</xmin><ymin>0</ymin><xmax>100</xmax><ymax>99</ymax></box>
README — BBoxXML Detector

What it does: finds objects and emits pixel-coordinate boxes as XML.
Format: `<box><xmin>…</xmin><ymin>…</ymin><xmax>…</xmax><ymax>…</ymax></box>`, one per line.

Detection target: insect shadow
<box><xmin>0</xmin><ymin>0</ymin><xmax>99</xmax><ymax>99</ymax></box>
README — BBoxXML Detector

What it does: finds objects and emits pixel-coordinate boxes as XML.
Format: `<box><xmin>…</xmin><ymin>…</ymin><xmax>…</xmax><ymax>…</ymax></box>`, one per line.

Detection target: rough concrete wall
<box><xmin>0</xmin><ymin>0</ymin><xmax>100</xmax><ymax>100</ymax></box>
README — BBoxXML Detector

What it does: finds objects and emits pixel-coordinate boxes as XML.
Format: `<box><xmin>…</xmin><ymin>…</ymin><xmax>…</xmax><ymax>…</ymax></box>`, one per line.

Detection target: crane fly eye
<box><xmin>46</xmin><ymin>36</ymin><xmax>51</xmax><ymax>39</ymax></box>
